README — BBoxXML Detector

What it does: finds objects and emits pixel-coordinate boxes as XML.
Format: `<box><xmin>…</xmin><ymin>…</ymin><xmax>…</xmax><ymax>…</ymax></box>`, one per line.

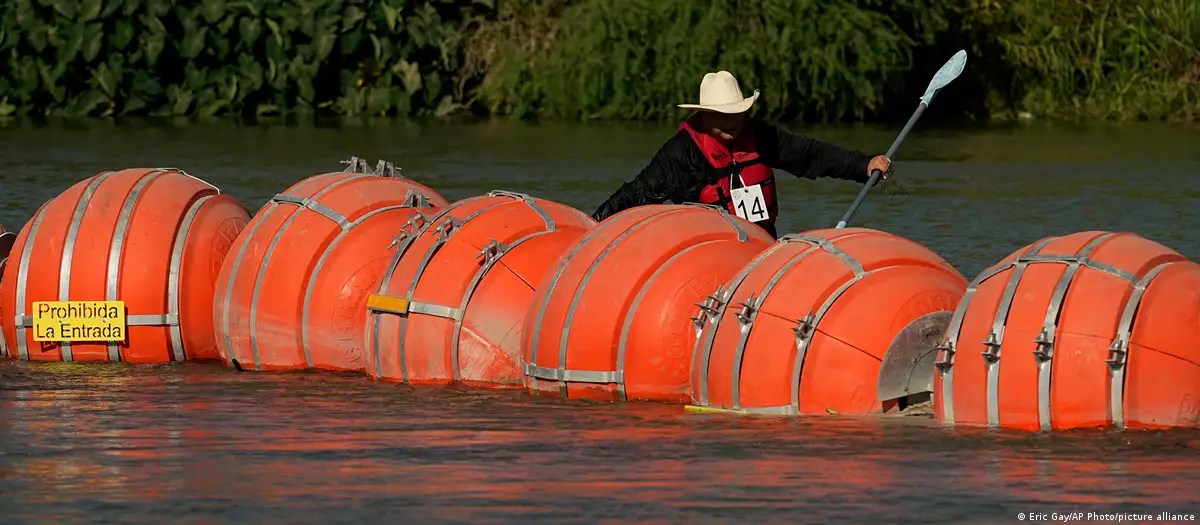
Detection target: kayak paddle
<box><xmin>834</xmin><ymin>49</ymin><xmax>968</xmax><ymax>229</ymax></box>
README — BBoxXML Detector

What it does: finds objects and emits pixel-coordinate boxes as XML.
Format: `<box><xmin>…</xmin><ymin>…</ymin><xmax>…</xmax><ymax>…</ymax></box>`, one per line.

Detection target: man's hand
<box><xmin>867</xmin><ymin>155</ymin><xmax>892</xmax><ymax>180</ymax></box>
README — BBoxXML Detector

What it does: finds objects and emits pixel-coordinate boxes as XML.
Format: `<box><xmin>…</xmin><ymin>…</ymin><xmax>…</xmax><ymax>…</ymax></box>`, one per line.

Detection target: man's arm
<box><xmin>754</xmin><ymin>119</ymin><xmax>874</xmax><ymax>183</ymax></box>
<box><xmin>592</xmin><ymin>132</ymin><xmax>696</xmax><ymax>222</ymax></box>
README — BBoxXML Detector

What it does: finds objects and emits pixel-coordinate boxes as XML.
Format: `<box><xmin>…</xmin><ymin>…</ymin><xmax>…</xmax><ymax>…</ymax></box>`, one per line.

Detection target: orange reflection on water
<box><xmin>1</xmin><ymin>361</ymin><xmax>1198</xmax><ymax>524</ymax></box>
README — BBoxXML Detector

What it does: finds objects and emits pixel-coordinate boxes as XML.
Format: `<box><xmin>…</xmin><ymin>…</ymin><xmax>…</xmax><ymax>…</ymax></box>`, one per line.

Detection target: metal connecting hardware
<box><xmin>735</xmin><ymin>293</ymin><xmax>759</xmax><ymax>325</ymax></box>
<box><xmin>691</xmin><ymin>291</ymin><xmax>722</xmax><ymax>328</ymax></box>
<box><xmin>387</xmin><ymin>213</ymin><xmax>428</xmax><ymax>250</ymax></box>
<box><xmin>373</xmin><ymin>159</ymin><xmax>402</xmax><ymax>178</ymax></box>
<box><xmin>433</xmin><ymin>217</ymin><xmax>458</xmax><ymax>242</ymax></box>
<box><xmin>341</xmin><ymin>156</ymin><xmax>371</xmax><ymax>173</ymax></box>
<box><xmin>487</xmin><ymin>190</ymin><xmax>531</xmax><ymax>201</ymax></box>
<box><xmin>681</xmin><ymin>202</ymin><xmax>728</xmax><ymax>213</ymax></box>
<box><xmin>402</xmin><ymin>191</ymin><xmax>430</xmax><ymax>208</ymax></box>
<box><xmin>1032</xmin><ymin>329</ymin><xmax>1054</xmax><ymax>361</ymax></box>
<box><xmin>933</xmin><ymin>340</ymin><xmax>956</xmax><ymax>371</ymax></box>
<box><xmin>792</xmin><ymin>310</ymin><xmax>816</xmax><ymax>341</ymax></box>
<box><xmin>1106</xmin><ymin>338</ymin><xmax>1128</xmax><ymax>369</ymax></box>
<box><xmin>980</xmin><ymin>332</ymin><xmax>1002</xmax><ymax>362</ymax></box>
<box><xmin>476</xmin><ymin>239</ymin><xmax>507</xmax><ymax>266</ymax></box>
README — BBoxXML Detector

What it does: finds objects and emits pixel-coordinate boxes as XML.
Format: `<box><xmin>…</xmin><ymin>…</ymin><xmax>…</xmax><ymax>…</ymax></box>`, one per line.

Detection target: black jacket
<box><xmin>591</xmin><ymin>118</ymin><xmax>875</xmax><ymax>236</ymax></box>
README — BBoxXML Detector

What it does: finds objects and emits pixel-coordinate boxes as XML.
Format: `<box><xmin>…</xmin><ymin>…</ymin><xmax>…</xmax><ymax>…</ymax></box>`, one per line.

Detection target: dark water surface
<box><xmin>1</xmin><ymin>118</ymin><xmax>1199</xmax><ymax>523</ymax></box>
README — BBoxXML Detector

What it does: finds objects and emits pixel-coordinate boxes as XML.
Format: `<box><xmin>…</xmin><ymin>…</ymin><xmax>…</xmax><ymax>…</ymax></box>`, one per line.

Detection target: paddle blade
<box><xmin>920</xmin><ymin>50</ymin><xmax>967</xmax><ymax>105</ymax></box>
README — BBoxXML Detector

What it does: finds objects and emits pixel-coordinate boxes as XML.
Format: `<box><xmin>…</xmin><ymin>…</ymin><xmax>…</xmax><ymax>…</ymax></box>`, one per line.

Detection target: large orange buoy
<box><xmin>214</xmin><ymin>158</ymin><xmax>448</xmax><ymax>373</ymax></box>
<box><xmin>364</xmin><ymin>190</ymin><xmax>596</xmax><ymax>386</ymax></box>
<box><xmin>0</xmin><ymin>169</ymin><xmax>251</xmax><ymax>363</ymax></box>
<box><xmin>522</xmin><ymin>203</ymin><xmax>775</xmax><ymax>402</ymax></box>
<box><xmin>689</xmin><ymin>228</ymin><xmax>968</xmax><ymax>415</ymax></box>
<box><xmin>931</xmin><ymin>231</ymin><xmax>1200</xmax><ymax>430</ymax></box>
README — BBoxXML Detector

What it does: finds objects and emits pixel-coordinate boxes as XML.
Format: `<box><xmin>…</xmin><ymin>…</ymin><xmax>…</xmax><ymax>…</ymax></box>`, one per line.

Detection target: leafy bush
<box><xmin>0</xmin><ymin>0</ymin><xmax>492</xmax><ymax>117</ymax></box>
<box><xmin>1</xmin><ymin>0</ymin><xmax>1196</xmax><ymax>121</ymax></box>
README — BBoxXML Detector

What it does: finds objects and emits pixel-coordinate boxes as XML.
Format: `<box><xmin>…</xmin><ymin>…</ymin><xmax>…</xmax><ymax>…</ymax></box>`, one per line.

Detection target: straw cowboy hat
<box><xmin>678</xmin><ymin>71</ymin><xmax>760</xmax><ymax>114</ymax></box>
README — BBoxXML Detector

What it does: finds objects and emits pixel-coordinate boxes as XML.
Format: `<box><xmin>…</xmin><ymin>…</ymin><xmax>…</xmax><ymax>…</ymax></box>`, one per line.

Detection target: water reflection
<box><xmin>1</xmin><ymin>361</ymin><xmax>1197</xmax><ymax>523</ymax></box>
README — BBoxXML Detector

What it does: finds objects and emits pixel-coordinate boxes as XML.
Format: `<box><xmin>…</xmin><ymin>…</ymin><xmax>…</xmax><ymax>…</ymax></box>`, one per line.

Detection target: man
<box><xmin>591</xmin><ymin>71</ymin><xmax>893</xmax><ymax>239</ymax></box>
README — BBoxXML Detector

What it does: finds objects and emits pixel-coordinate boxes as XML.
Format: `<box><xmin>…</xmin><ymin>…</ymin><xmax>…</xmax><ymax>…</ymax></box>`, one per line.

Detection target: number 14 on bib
<box><xmin>731</xmin><ymin>184</ymin><xmax>769</xmax><ymax>223</ymax></box>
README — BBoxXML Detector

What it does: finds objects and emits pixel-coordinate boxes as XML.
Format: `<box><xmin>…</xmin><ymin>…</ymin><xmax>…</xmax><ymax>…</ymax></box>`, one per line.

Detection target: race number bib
<box><xmin>731</xmin><ymin>184</ymin><xmax>769</xmax><ymax>223</ymax></box>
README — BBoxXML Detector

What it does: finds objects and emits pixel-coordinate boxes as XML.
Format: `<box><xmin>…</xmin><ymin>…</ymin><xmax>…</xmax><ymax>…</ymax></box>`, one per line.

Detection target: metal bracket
<box><xmin>777</xmin><ymin>233</ymin><xmax>824</xmax><ymax>245</ymax></box>
<box><xmin>476</xmin><ymin>239</ymin><xmax>508</xmax><ymax>266</ymax></box>
<box><xmin>691</xmin><ymin>291</ymin><xmax>721</xmax><ymax>329</ymax></box>
<box><xmin>1032</xmin><ymin>329</ymin><xmax>1054</xmax><ymax>362</ymax></box>
<box><xmin>341</xmin><ymin>156</ymin><xmax>371</xmax><ymax>173</ymax></box>
<box><xmin>388</xmin><ymin>232</ymin><xmax>410</xmax><ymax>251</ymax></box>
<box><xmin>681</xmin><ymin>202</ymin><xmax>728</xmax><ymax>214</ymax></box>
<box><xmin>1106</xmin><ymin>338</ymin><xmax>1128</xmax><ymax>370</ymax></box>
<box><xmin>933</xmin><ymin>340</ymin><xmax>956</xmax><ymax>371</ymax></box>
<box><xmin>981</xmin><ymin>332</ymin><xmax>1002</xmax><ymax>363</ymax></box>
<box><xmin>487</xmin><ymin>190</ymin><xmax>531</xmax><ymax>201</ymax></box>
<box><xmin>387</xmin><ymin>213</ymin><xmax>429</xmax><ymax>250</ymax></box>
<box><xmin>735</xmin><ymin>293</ymin><xmax>759</xmax><ymax>325</ymax></box>
<box><xmin>434</xmin><ymin>217</ymin><xmax>458</xmax><ymax>242</ymax></box>
<box><xmin>373</xmin><ymin>159</ymin><xmax>402</xmax><ymax>178</ymax></box>
<box><xmin>792</xmin><ymin>310</ymin><xmax>816</xmax><ymax>342</ymax></box>
<box><xmin>402</xmin><ymin>190</ymin><xmax>430</xmax><ymax>209</ymax></box>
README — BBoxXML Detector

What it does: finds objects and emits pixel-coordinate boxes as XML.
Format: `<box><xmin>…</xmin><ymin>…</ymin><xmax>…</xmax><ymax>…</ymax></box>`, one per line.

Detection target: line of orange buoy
<box><xmin>687</xmin><ymin>228</ymin><xmax>968</xmax><ymax>416</ymax></box>
<box><xmin>365</xmin><ymin>190</ymin><xmax>595</xmax><ymax>387</ymax></box>
<box><xmin>212</xmin><ymin>158</ymin><xmax>448</xmax><ymax>373</ymax></box>
<box><xmin>2</xmin><ymin>161</ymin><xmax>1198</xmax><ymax>432</ymax></box>
<box><xmin>522</xmin><ymin>204</ymin><xmax>774</xmax><ymax>402</ymax></box>
<box><xmin>931</xmin><ymin>231</ymin><xmax>1200</xmax><ymax>430</ymax></box>
<box><xmin>1</xmin><ymin>169</ymin><xmax>250</xmax><ymax>362</ymax></box>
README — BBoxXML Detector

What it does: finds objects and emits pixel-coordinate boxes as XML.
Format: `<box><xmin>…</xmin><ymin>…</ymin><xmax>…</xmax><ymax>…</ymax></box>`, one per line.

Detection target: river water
<box><xmin>1</xmin><ymin>118</ymin><xmax>1198</xmax><ymax>523</ymax></box>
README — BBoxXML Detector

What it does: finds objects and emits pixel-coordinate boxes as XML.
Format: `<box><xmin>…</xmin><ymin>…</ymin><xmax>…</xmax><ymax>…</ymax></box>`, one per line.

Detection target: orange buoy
<box><xmin>364</xmin><ymin>190</ymin><xmax>596</xmax><ymax>386</ymax></box>
<box><xmin>0</xmin><ymin>169</ymin><xmax>251</xmax><ymax>363</ymax></box>
<box><xmin>522</xmin><ymin>203</ymin><xmax>775</xmax><ymax>402</ymax></box>
<box><xmin>931</xmin><ymin>231</ymin><xmax>1199</xmax><ymax>430</ymax></box>
<box><xmin>689</xmin><ymin>228</ymin><xmax>968</xmax><ymax>415</ymax></box>
<box><xmin>214</xmin><ymin>158</ymin><xmax>447</xmax><ymax>372</ymax></box>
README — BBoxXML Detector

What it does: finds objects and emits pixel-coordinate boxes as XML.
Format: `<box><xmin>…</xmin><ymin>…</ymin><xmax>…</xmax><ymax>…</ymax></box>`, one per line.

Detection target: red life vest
<box><xmin>679</xmin><ymin>116</ymin><xmax>778</xmax><ymax>230</ymax></box>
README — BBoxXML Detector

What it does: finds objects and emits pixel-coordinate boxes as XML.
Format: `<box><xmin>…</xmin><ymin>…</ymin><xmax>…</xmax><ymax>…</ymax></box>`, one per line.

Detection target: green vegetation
<box><xmin>0</xmin><ymin>0</ymin><xmax>489</xmax><ymax>118</ymax></box>
<box><xmin>1</xmin><ymin>0</ymin><xmax>1196</xmax><ymax>122</ymax></box>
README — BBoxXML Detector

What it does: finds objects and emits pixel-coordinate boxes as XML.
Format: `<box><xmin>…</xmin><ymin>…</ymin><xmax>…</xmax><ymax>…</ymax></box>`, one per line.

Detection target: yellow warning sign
<box><xmin>32</xmin><ymin>301</ymin><xmax>126</xmax><ymax>342</ymax></box>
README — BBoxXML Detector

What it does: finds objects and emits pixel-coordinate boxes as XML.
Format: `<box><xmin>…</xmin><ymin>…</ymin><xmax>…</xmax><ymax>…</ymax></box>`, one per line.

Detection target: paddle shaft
<box><xmin>834</xmin><ymin>101</ymin><xmax>929</xmax><ymax>229</ymax></box>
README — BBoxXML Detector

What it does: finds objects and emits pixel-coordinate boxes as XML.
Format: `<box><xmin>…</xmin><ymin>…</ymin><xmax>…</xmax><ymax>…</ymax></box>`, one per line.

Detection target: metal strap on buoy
<box><xmin>11</xmin><ymin>169</ymin><xmax>208</xmax><ymax>362</ymax></box>
<box><xmin>933</xmin><ymin>234</ymin><xmax>1143</xmax><ymax>427</ymax></box>
<box><xmin>225</xmin><ymin>158</ymin><xmax>394</xmax><ymax>368</ymax></box>
<box><xmin>300</xmin><ymin>203</ymin><xmax>419</xmax><ymax>367</ymax></box>
<box><xmin>753</xmin><ymin>234</ymin><xmax>869</xmax><ymax>414</ymax></box>
<box><xmin>103</xmin><ymin>170</ymin><xmax>166</xmax><ymax>361</ymax></box>
<box><xmin>1107</xmin><ymin>261</ymin><xmax>1176</xmax><ymax>429</ymax></box>
<box><xmin>612</xmin><ymin>207</ymin><xmax>750</xmax><ymax>401</ymax></box>
<box><xmin>367</xmin><ymin>190</ymin><xmax>550</xmax><ymax>382</ymax></box>
<box><xmin>523</xmin><ymin>205</ymin><xmax>621</xmax><ymax>394</ymax></box>
<box><xmin>934</xmin><ymin>237</ymin><xmax>1056</xmax><ymax>423</ymax></box>
<box><xmin>55</xmin><ymin>171</ymin><xmax>113</xmax><ymax>361</ymax></box>
<box><xmin>522</xmin><ymin>203</ymin><xmax>741</xmax><ymax>399</ymax></box>
<box><xmin>690</xmin><ymin>232</ymin><xmax>872</xmax><ymax>412</ymax></box>
<box><xmin>12</xmin><ymin>199</ymin><xmax>55</xmax><ymax>360</ymax></box>
<box><xmin>163</xmin><ymin>193</ymin><xmax>221</xmax><ymax>362</ymax></box>
<box><xmin>242</xmin><ymin>173</ymin><xmax>377</xmax><ymax>370</ymax></box>
<box><xmin>690</xmin><ymin>240</ymin><xmax>793</xmax><ymax>407</ymax></box>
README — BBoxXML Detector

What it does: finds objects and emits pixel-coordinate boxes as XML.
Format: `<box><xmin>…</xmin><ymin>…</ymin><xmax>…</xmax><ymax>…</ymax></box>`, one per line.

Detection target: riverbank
<box><xmin>0</xmin><ymin>0</ymin><xmax>1195</xmax><ymax>122</ymax></box>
